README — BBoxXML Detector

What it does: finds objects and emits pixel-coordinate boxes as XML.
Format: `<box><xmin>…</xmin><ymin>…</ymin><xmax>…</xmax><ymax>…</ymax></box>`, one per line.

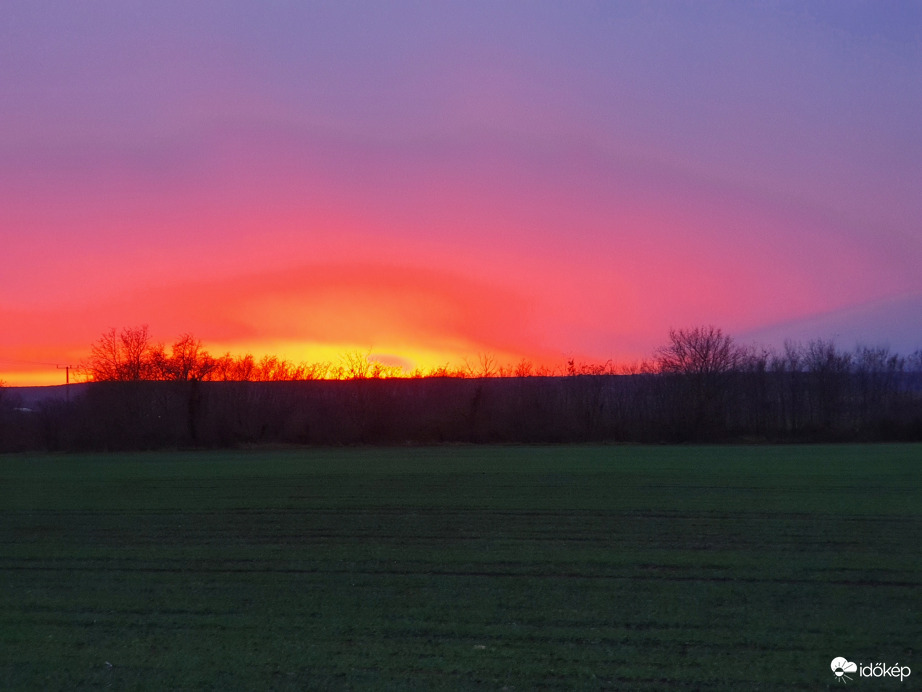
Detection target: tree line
<box><xmin>78</xmin><ymin>325</ymin><xmax>647</xmax><ymax>382</ymax></box>
<box><xmin>1</xmin><ymin>325</ymin><xmax>921</xmax><ymax>451</ymax></box>
<box><xmin>85</xmin><ymin>326</ymin><xmax>402</xmax><ymax>382</ymax></box>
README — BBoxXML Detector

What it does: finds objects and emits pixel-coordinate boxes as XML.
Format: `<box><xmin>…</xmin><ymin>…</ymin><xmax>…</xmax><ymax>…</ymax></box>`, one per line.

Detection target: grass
<box><xmin>0</xmin><ymin>444</ymin><xmax>919</xmax><ymax>690</ymax></box>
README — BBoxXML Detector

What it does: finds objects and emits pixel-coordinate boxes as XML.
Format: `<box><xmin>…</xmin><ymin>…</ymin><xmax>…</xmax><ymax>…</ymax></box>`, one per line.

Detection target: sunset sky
<box><xmin>2</xmin><ymin>1</ymin><xmax>920</xmax><ymax>385</ymax></box>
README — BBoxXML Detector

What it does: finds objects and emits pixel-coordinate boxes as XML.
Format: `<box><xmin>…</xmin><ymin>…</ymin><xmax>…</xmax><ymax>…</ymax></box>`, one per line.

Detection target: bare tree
<box><xmin>88</xmin><ymin>325</ymin><xmax>153</xmax><ymax>381</ymax></box>
<box><xmin>232</xmin><ymin>354</ymin><xmax>256</xmax><ymax>381</ymax></box>
<box><xmin>656</xmin><ymin>326</ymin><xmax>740</xmax><ymax>376</ymax></box>
<box><xmin>655</xmin><ymin>326</ymin><xmax>743</xmax><ymax>438</ymax></box>
<box><xmin>301</xmin><ymin>360</ymin><xmax>332</xmax><ymax>380</ymax></box>
<box><xmin>255</xmin><ymin>354</ymin><xmax>289</xmax><ymax>381</ymax></box>
<box><xmin>464</xmin><ymin>353</ymin><xmax>497</xmax><ymax>378</ymax></box>
<box><xmin>426</xmin><ymin>363</ymin><xmax>466</xmax><ymax>378</ymax></box>
<box><xmin>770</xmin><ymin>340</ymin><xmax>807</xmax><ymax>434</ymax></box>
<box><xmin>169</xmin><ymin>334</ymin><xmax>215</xmax><ymax>381</ymax></box>
<box><xmin>88</xmin><ymin>328</ymin><xmax>123</xmax><ymax>381</ymax></box>
<box><xmin>802</xmin><ymin>339</ymin><xmax>852</xmax><ymax>430</ymax></box>
<box><xmin>514</xmin><ymin>358</ymin><xmax>534</xmax><ymax>377</ymax></box>
<box><xmin>338</xmin><ymin>350</ymin><xmax>373</xmax><ymax>379</ymax></box>
<box><xmin>853</xmin><ymin>345</ymin><xmax>904</xmax><ymax>426</ymax></box>
<box><xmin>148</xmin><ymin>334</ymin><xmax>216</xmax><ymax>381</ymax></box>
<box><xmin>733</xmin><ymin>344</ymin><xmax>774</xmax><ymax>435</ymax></box>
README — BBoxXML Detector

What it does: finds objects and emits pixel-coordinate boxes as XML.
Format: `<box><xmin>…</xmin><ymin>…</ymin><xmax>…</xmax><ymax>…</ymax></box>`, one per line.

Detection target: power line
<box><xmin>0</xmin><ymin>358</ymin><xmax>78</xmax><ymax>393</ymax></box>
<box><xmin>0</xmin><ymin>357</ymin><xmax>70</xmax><ymax>368</ymax></box>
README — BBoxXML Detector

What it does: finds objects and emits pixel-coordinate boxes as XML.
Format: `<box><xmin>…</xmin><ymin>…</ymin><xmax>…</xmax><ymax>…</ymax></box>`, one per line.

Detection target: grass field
<box><xmin>0</xmin><ymin>445</ymin><xmax>919</xmax><ymax>690</ymax></box>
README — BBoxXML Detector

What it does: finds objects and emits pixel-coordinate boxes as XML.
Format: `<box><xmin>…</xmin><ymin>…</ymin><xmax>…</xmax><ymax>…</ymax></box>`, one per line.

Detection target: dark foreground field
<box><xmin>1</xmin><ymin>445</ymin><xmax>919</xmax><ymax>690</ymax></box>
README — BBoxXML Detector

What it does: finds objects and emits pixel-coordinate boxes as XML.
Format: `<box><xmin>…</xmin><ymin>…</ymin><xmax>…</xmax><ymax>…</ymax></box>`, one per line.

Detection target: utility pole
<box><xmin>57</xmin><ymin>365</ymin><xmax>73</xmax><ymax>402</ymax></box>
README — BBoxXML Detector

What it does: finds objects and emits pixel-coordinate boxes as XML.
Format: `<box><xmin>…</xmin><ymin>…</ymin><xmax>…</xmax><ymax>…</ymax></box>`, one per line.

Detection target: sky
<box><xmin>1</xmin><ymin>1</ymin><xmax>920</xmax><ymax>385</ymax></box>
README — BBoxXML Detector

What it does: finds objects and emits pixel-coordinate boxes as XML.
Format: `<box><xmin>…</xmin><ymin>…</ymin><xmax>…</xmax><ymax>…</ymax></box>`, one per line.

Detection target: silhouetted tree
<box><xmin>656</xmin><ymin>326</ymin><xmax>740</xmax><ymax>376</ymax></box>
<box><xmin>465</xmin><ymin>353</ymin><xmax>497</xmax><ymax>378</ymax></box>
<box><xmin>513</xmin><ymin>359</ymin><xmax>534</xmax><ymax>377</ymax></box>
<box><xmin>254</xmin><ymin>354</ymin><xmax>302</xmax><ymax>381</ymax></box>
<box><xmin>230</xmin><ymin>354</ymin><xmax>256</xmax><ymax>381</ymax></box>
<box><xmin>853</xmin><ymin>345</ymin><xmax>904</xmax><ymax>429</ymax></box>
<box><xmin>33</xmin><ymin>321</ymin><xmax>915</xmax><ymax>450</ymax></box>
<box><xmin>655</xmin><ymin>326</ymin><xmax>743</xmax><ymax>439</ymax></box>
<box><xmin>802</xmin><ymin>339</ymin><xmax>852</xmax><ymax>431</ymax></box>
<box><xmin>337</xmin><ymin>350</ymin><xmax>373</xmax><ymax>379</ymax></box>
<box><xmin>88</xmin><ymin>325</ymin><xmax>153</xmax><ymax>381</ymax></box>
<box><xmin>733</xmin><ymin>345</ymin><xmax>774</xmax><ymax>436</ymax></box>
<box><xmin>146</xmin><ymin>334</ymin><xmax>216</xmax><ymax>382</ymax></box>
<box><xmin>169</xmin><ymin>334</ymin><xmax>215</xmax><ymax>381</ymax></box>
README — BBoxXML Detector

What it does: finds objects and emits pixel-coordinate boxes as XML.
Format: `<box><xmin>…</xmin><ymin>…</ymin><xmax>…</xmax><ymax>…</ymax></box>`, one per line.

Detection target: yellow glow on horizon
<box><xmin>0</xmin><ymin>340</ymin><xmax>564</xmax><ymax>388</ymax></box>
<box><xmin>207</xmin><ymin>339</ymin><xmax>542</xmax><ymax>377</ymax></box>
<box><xmin>1</xmin><ymin>369</ymin><xmax>72</xmax><ymax>387</ymax></box>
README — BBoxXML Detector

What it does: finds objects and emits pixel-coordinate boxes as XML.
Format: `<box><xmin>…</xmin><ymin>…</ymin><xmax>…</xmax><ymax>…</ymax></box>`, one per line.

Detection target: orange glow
<box><xmin>1</xmin><ymin>368</ymin><xmax>71</xmax><ymax>388</ymax></box>
<box><xmin>3</xmin><ymin>147</ymin><xmax>918</xmax><ymax>388</ymax></box>
<box><xmin>209</xmin><ymin>339</ymin><xmax>543</xmax><ymax>377</ymax></box>
<box><xmin>0</xmin><ymin>261</ymin><xmax>568</xmax><ymax>386</ymax></box>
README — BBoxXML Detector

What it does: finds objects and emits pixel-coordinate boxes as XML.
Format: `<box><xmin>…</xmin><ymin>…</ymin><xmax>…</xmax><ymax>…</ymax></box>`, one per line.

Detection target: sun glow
<box><xmin>0</xmin><ymin>331</ymin><xmax>565</xmax><ymax>388</ymax></box>
<box><xmin>1</xmin><ymin>367</ymin><xmax>70</xmax><ymax>388</ymax></box>
<box><xmin>208</xmin><ymin>339</ymin><xmax>546</xmax><ymax>378</ymax></box>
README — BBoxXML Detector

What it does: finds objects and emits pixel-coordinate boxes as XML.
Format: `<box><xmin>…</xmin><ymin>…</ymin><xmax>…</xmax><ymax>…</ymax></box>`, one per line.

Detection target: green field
<box><xmin>1</xmin><ymin>445</ymin><xmax>919</xmax><ymax>690</ymax></box>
